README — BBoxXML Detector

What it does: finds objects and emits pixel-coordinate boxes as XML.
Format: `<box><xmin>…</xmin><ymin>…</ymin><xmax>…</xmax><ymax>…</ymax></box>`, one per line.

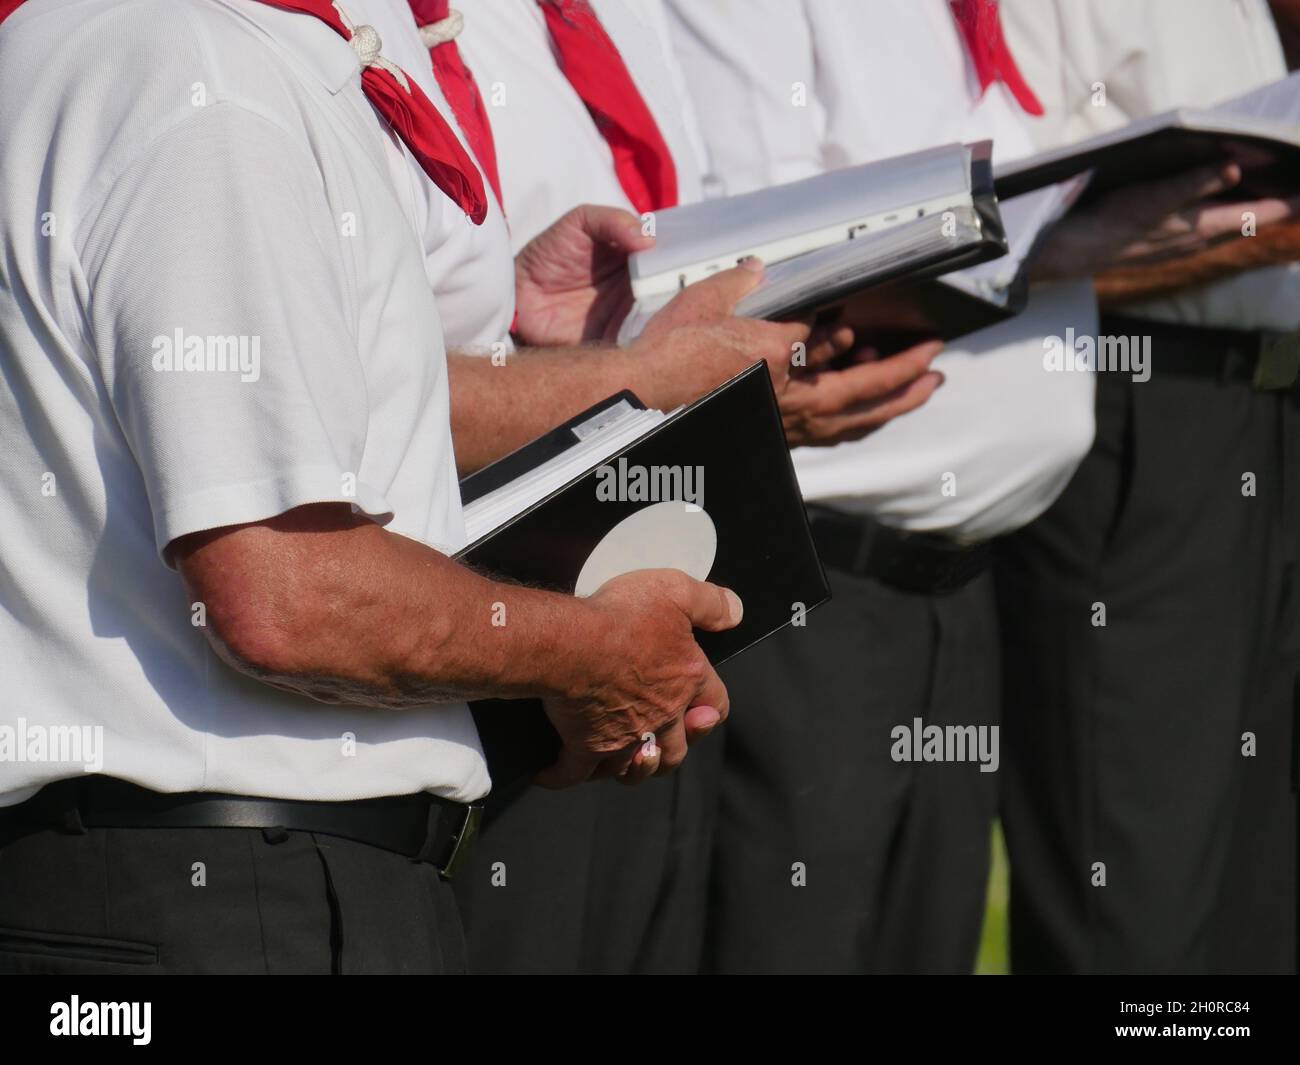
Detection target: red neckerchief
<box><xmin>407</xmin><ymin>0</ymin><xmax>504</xmax><ymax>212</ymax></box>
<box><xmin>949</xmin><ymin>0</ymin><xmax>1043</xmax><ymax>116</ymax></box>
<box><xmin>0</xmin><ymin>1</ymin><xmax>490</xmax><ymax>222</ymax></box>
<box><xmin>536</xmin><ymin>0</ymin><xmax>678</xmax><ymax>212</ymax></box>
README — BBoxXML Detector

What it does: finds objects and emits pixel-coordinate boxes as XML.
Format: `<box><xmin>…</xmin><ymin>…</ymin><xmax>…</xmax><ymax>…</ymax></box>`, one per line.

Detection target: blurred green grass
<box><xmin>975</xmin><ymin>822</ymin><xmax>1009</xmax><ymax>975</ymax></box>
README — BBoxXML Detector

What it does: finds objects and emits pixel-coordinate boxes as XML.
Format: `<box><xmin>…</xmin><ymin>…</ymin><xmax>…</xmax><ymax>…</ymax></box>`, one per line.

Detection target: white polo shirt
<box><xmin>1002</xmin><ymin>0</ymin><xmax>1300</xmax><ymax>332</ymax></box>
<box><xmin>0</xmin><ymin>0</ymin><xmax>490</xmax><ymax>806</ymax></box>
<box><xmin>665</xmin><ymin>0</ymin><xmax>1097</xmax><ymax>540</ymax></box>
<box><xmin>456</xmin><ymin>0</ymin><xmax>708</xmax><ymax>250</ymax></box>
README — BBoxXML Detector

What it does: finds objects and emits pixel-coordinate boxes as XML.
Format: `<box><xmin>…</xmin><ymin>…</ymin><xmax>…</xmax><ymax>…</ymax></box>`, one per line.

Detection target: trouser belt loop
<box><xmin>1222</xmin><ymin>339</ymin><xmax>1252</xmax><ymax>386</ymax></box>
<box><xmin>33</xmin><ymin>778</ymin><xmax>86</xmax><ymax>835</ymax></box>
<box><xmin>852</xmin><ymin>514</ymin><xmax>881</xmax><ymax>577</ymax></box>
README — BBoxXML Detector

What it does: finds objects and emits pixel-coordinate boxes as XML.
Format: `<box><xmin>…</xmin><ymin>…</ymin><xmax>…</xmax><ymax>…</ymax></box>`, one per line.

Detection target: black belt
<box><xmin>806</xmin><ymin>505</ymin><xmax>990</xmax><ymax>595</ymax></box>
<box><xmin>0</xmin><ymin>777</ymin><xmax>482</xmax><ymax>880</ymax></box>
<box><xmin>1101</xmin><ymin>314</ymin><xmax>1300</xmax><ymax>390</ymax></box>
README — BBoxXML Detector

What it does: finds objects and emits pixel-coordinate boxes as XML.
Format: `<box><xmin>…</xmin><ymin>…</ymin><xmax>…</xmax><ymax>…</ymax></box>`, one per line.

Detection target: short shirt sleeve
<box><xmin>78</xmin><ymin>100</ymin><xmax>390</xmax><ymax>562</ymax></box>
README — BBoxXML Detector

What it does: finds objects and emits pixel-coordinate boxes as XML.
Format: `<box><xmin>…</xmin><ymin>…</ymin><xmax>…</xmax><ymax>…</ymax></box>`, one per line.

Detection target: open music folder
<box><xmin>456</xmin><ymin>362</ymin><xmax>829</xmax><ymax>789</ymax></box>
<box><xmin>616</xmin><ymin>141</ymin><xmax>1011</xmax><ymax>343</ymax></box>
<box><xmin>995</xmin><ymin>70</ymin><xmax>1300</xmax><ymax>201</ymax></box>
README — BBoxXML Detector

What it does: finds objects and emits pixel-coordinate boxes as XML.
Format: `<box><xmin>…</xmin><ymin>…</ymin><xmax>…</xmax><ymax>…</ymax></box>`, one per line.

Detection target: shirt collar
<box><xmin>229</xmin><ymin>0</ymin><xmax>362</xmax><ymax>96</ymax></box>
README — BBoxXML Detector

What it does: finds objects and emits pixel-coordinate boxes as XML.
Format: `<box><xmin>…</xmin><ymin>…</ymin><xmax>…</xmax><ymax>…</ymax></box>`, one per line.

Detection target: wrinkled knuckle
<box><xmin>679</xmin><ymin>653</ymin><xmax>708</xmax><ymax>691</ymax></box>
<box><xmin>661</xmin><ymin>567</ymin><xmax>694</xmax><ymax>601</ymax></box>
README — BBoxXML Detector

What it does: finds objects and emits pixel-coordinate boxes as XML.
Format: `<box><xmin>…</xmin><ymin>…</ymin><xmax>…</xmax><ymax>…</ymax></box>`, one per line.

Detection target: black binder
<box><xmin>994</xmin><ymin>71</ymin><xmax>1300</xmax><ymax>202</ymax></box>
<box><xmin>456</xmin><ymin>362</ymin><xmax>829</xmax><ymax>790</ymax></box>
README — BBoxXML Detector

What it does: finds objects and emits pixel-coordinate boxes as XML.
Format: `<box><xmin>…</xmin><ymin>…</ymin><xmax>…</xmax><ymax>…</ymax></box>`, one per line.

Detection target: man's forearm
<box><xmin>1094</xmin><ymin>223</ymin><xmax>1300</xmax><ymax>306</ymax></box>
<box><xmin>176</xmin><ymin>506</ymin><xmax>604</xmax><ymax>709</ymax></box>
<box><xmin>448</xmin><ymin>316</ymin><xmax>784</xmax><ymax>474</ymax></box>
<box><xmin>449</xmin><ymin>348</ymin><xmax>647</xmax><ymax>473</ymax></box>
<box><xmin>449</xmin><ymin>345</ymin><xmax>653</xmax><ymax>473</ymax></box>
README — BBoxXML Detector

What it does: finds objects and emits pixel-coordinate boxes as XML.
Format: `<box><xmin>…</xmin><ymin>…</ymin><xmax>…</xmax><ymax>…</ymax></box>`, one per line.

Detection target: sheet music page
<box><xmin>462</xmin><ymin>408</ymin><xmax>668</xmax><ymax>543</ymax></box>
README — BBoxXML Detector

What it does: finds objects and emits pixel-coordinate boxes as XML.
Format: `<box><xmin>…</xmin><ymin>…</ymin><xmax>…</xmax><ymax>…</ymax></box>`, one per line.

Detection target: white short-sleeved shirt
<box><xmin>1002</xmin><ymin>0</ymin><xmax>1300</xmax><ymax>331</ymax></box>
<box><xmin>665</xmin><ymin>0</ymin><xmax>1097</xmax><ymax>541</ymax></box>
<box><xmin>457</xmin><ymin>0</ymin><xmax>707</xmax><ymax>251</ymax></box>
<box><xmin>0</xmin><ymin>0</ymin><xmax>490</xmax><ymax>806</ymax></box>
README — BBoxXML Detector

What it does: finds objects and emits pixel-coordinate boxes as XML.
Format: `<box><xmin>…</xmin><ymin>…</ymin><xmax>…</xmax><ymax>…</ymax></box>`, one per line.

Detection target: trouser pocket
<box><xmin>0</xmin><ymin>925</ymin><xmax>158</xmax><ymax>969</ymax></box>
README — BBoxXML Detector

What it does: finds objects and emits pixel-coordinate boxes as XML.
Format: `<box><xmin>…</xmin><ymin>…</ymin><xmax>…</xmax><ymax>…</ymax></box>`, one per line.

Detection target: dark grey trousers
<box><xmin>456</xmin><ymin>740</ymin><xmax>721</xmax><ymax>974</ymax></box>
<box><xmin>702</xmin><ymin>566</ymin><xmax>1001</xmax><ymax>974</ymax></box>
<box><xmin>0</xmin><ymin>821</ymin><xmax>465</xmax><ymax>974</ymax></box>
<box><xmin>996</xmin><ymin>360</ymin><xmax>1300</xmax><ymax>974</ymax></box>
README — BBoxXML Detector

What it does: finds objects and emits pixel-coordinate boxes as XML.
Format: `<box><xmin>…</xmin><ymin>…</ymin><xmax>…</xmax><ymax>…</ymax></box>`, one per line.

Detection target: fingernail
<box><xmin>696</xmin><ymin>707</ymin><xmax>722</xmax><ymax>729</ymax></box>
<box><xmin>724</xmin><ymin>588</ymin><xmax>744</xmax><ymax>624</ymax></box>
<box><xmin>739</xmin><ymin>255</ymin><xmax>764</xmax><ymax>273</ymax></box>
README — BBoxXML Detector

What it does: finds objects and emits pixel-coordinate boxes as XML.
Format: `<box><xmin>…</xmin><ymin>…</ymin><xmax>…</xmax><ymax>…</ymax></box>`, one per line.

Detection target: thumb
<box><xmin>674</xmin><ymin>577</ymin><xmax>744</xmax><ymax>633</ymax></box>
<box><xmin>574</xmin><ymin>203</ymin><xmax>655</xmax><ymax>252</ymax></box>
<box><xmin>674</xmin><ymin>257</ymin><xmax>766</xmax><ymax>316</ymax></box>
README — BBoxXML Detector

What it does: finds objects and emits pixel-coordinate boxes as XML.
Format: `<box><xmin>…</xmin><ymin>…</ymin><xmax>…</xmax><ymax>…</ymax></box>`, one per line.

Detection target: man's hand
<box><xmin>629</xmin><ymin>261</ymin><xmax>816</xmax><ymax>407</ymax></box>
<box><xmin>634</xmin><ymin>257</ymin><xmax>846</xmax><ymax>367</ymax></box>
<box><xmin>779</xmin><ymin>340</ymin><xmax>945</xmax><ymax>447</ymax></box>
<box><xmin>173</xmin><ymin>505</ymin><xmax>741</xmax><ymax>789</ymax></box>
<box><xmin>633</xmin><ymin>260</ymin><xmax>942</xmax><ymax>445</ymax></box>
<box><xmin>538</xmin><ymin>569</ymin><xmax>741</xmax><ymax>788</ymax></box>
<box><xmin>1032</xmin><ymin>162</ymin><xmax>1300</xmax><ymax>283</ymax></box>
<box><xmin>514</xmin><ymin>204</ymin><xmax>654</xmax><ymax>346</ymax></box>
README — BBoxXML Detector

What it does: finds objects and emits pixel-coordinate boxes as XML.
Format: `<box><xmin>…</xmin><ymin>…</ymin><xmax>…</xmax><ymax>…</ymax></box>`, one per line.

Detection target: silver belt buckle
<box><xmin>436</xmin><ymin>802</ymin><xmax>482</xmax><ymax>881</ymax></box>
<box><xmin>1254</xmin><ymin>332</ymin><xmax>1300</xmax><ymax>391</ymax></box>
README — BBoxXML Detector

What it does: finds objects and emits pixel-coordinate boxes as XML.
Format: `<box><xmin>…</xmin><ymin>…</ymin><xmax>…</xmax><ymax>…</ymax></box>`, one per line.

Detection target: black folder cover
<box><xmin>456</xmin><ymin>362</ymin><xmax>829</xmax><ymax>789</ymax></box>
<box><xmin>843</xmin><ymin>264</ymin><xmax>1027</xmax><ymax>343</ymax></box>
<box><xmin>995</xmin><ymin>127</ymin><xmax>1300</xmax><ymax>203</ymax></box>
